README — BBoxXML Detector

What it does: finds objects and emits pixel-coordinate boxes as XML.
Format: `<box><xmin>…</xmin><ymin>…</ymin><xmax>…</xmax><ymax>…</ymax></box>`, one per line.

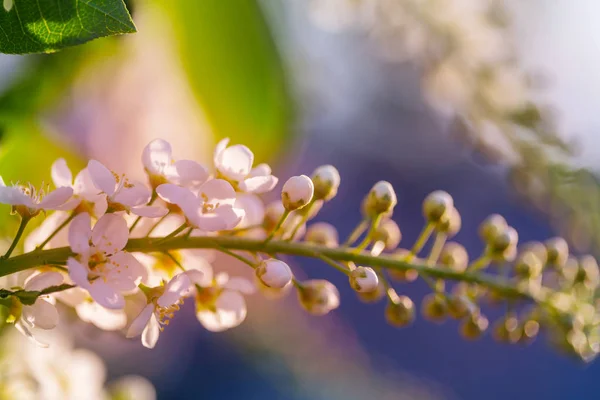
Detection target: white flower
<box><xmin>282</xmin><ymin>175</ymin><xmax>314</xmax><ymax>211</ymax></box>
<box><xmin>142</xmin><ymin>139</ymin><xmax>209</xmax><ymax>189</ymax></box>
<box><xmin>349</xmin><ymin>267</ymin><xmax>379</xmax><ymax>293</ymax></box>
<box><xmin>15</xmin><ymin>271</ymin><xmax>63</xmax><ymax>348</ymax></box>
<box><xmin>214</xmin><ymin>138</ymin><xmax>278</xmax><ymax>193</ymax></box>
<box><xmin>256</xmin><ymin>259</ymin><xmax>293</xmax><ymax>289</ymax></box>
<box><xmin>189</xmin><ymin>267</ymin><xmax>255</xmax><ymax>332</ymax></box>
<box><xmin>51</xmin><ymin>159</ymin><xmax>108</xmax><ymax>218</ymax></box>
<box><xmin>297</xmin><ymin>279</ymin><xmax>340</xmax><ymax>316</ymax></box>
<box><xmin>311</xmin><ymin>165</ymin><xmax>341</xmax><ymax>201</ymax></box>
<box><xmin>127</xmin><ymin>272</ymin><xmax>192</xmax><ymax>349</ymax></box>
<box><xmin>156</xmin><ymin>180</ymin><xmax>244</xmax><ymax>231</ymax></box>
<box><xmin>87</xmin><ymin>160</ymin><xmax>167</xmax><ymax>218</ymax></box>
<box><xmin>67</xmin><ymin>213</ymin><xmax>147</xmax><ymax>309</ymax></box>
<box><xmin>0</xmin><ymin>177</ymin><xmax>73</xmax><ymax>218</ymax></box>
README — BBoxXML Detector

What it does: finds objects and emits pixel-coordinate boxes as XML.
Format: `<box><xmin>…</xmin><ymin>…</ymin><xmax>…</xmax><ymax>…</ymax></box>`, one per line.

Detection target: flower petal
<box><xmin>196</xmin><ymin>291</ymin><xmax>246</xmax><ymax>332</ymax></box>
<box><xmin>24</xmin><ymin>271</ymin><xmax>64</xmax><ymax>291</ymax></box>
<box><xmin>198</xmin><ymin>179</ymin><xmax>237</xmax><ymax>206</ymax></box>
<box><xmin>142</xmin><ymin>139</ymin><xmax>172</xmax><ymax>175</ymax></box>
<box><xmin>22</xmin><ymin>300</ymin><xmax>58</xmax><ymax>330</ymax></box>
<box><xmin>158</xmin><ymin>273</ymin><xmax>191</xmax><ymax>308</ymax></box>
<box><xmin>68</xmin><ymin>213</ymin><xmax>92</xmax><ymax>254</ymax></box>
<box><xmin>126</xmin><ymin>304</ymin><xmax>154</xmax><ymax>338</ymax></box>
<box><xmin>195</xmin><ymin>205</ymin><xmax>244</xmax><ymax>232</ymax></box>
<box><xmin>131</xmin><ymin>205</ymin><xmax>168</xmax><ymax>218</ymax></box>
<box><xmin>156</xmin><ymin>184</ymin><xmax>196</xmax><ymax>207</ymax></box>
<box><xmin>51</xmin><ymin>158</ymin><xmax>73</xmax><ymax>188</ymax></box>
<box><xmin>235</xmin><ymin>194</ymin><xmax>265</xmax><ymax>228</ymax></box>
<box><xmin>15</xmin><ymin>320</ymin><xmax>49</xmax><ymax>348</ymax></box>
<box><xmin>107</xmin><ymin>252</ymin><xmax>147</xmax><ymax>288</ymax></box>
<box><xmin>73</xmin><ymin>168</ymin><xmax>97</xmax><ymax>195</ymax></box>
<box><xmin>38</xmin><ymin>187</ymin><xmax>74</xmax><ymax>209</ymax></box>
<box><xmin>92</xmin><ymin>213</ymin><xmax>129</xmax><ymax>254</ymax></box>
<box><xmin>0</xmin><ymin>185</ymin><xmax>32</xmax><ymax>206</ymax></box>
<box><xmin>223</xmin><ymin>277</ymin><xmax>256</xmax><ymax>294</ymax></box>
<box><xmin>68</xmin><ymin>257</ymin><xmax>89</xmax><ymax>287</ymax></box>
<box><xmin>215</xmin><ymin>144</ymin><xmax>254</xmax><ymax>181</ymax></box>
<box><xmin>239</xmin><ymin>175</ymin><xmax>278</xmax><ymax>194</ymax></box>
<box><xmin>213</xmin><ymin>137</ymin><xmax>230</xmax><ymax>165</ymax></box>
<box><xmin>76</xmin><ymin>301</ymin><xmax>127</xmax><ymax>331</ymax></box>
<box><xmin>88</xmin><ymin>160</ymin><xmax>117</xmax><ymax>196</ymax></box>
<box><xmin>112</xmin><ymin>181</ymin><xmax>151</xmax><ymax>207</ymax></box>
<box><xmin>87</xmin><ymin>282</ymin><xmax>125</xmax><ymax>310</ymax></box>
<box><xmin>165</xmin><ymin>160</ymin><xmax>209</xmax><ymax>187</ymax></box>
<box><xmin>141</xmin><ymin>313</ymin><xmax>160</xmax><ymax>349</ymax></box>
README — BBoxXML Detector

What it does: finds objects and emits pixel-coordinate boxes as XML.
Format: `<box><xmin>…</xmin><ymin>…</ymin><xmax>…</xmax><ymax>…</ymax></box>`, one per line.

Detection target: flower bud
<box><xmin>295</xmin><ymin>199</ymin><xmax>323</xmax><ymax>220</ymax></box>
<box><xmin>478</xmin><ymin>214</ymin><xmax>507</xmax><ymax>243</ymax></box>
<box><xmin>282</xmin><ymin>175</ymin><xmax>314</xmax><ymax>211</ymax></box>
<box><xmin>545</xmin><ymin>237</ymin><xmax>569</xmax><ymax>268</ymax></box>
<box><xmin>567</xmin><ymin>255</ymin><xmax>600</xmax><ymax>289</ymax></box>
<box><xmin>447</xmin><ymin>294</ymin><xmax>476</xmax><ymax>319</ymax></box>
<box><xmin>356</xmin><ymin>281</ymin><xmax>386</xmax><ymax>303</ymax></box>
<box><xmin>385</xmin><ymin>295</ymin><xmax>415</xmax><ymax>328</ymax></box>
<box><xmin>488</xmin><ymin>226</ymin><xmax>518</xmax><ymax>261</ymax></box>
<box><xmin>439</xmin><ymin>242</ymin><xmax>469</xmax><ymax>272</ymax></box>
<box><xmin>297</xmin><ymin>280</ymin><xmax>340</xmax><ymax>316</ymax></box>
<box><xmin>421</xmin><ymin>293</ymin><xmax>448</xmax><ymax>323</ymax></box>
<box><xmin>423</xmin><ymin>191</ymin><xmax>453</xmax><ymax>223</ymax></box>
<box><xmin>364</xmin><ymin>181</ymin><xmax>397</xmax><ymax>217</ymax></box>
<box><xmin>256</xmin><ymin>259</ymin><xmax>293</xmax><ymax>289</ymax></box>
<box><xmin>435</xmin><ymin>207</ymin><xmax>461</xmax><ymax>237</ymax></box>
<box><xmin>520</xmin><ymin>241</ymin><xmax>548</xmax><ymax>265</ymax></box>
<box><xmin>264</xmin><ymin>201</ymin><xmax>285</xmax><ymax>231</ymax></box>
<box><xmin>493</xmin><ymin>314</ymin><xmax>521</xmax><ymax>343</ymax></box>
<box><xmin>514</xmin><ymin>251</ymin><xmax>543</xmax><ymax>279</ymax></box>
<box><xmin>372</xmin><ymin>219</ymin><xmax>402</xmax><ymax>250</ymax></box>
<box><xmin>460</xmin><ymin>313</ymin><xmax>489</xmax><ymax>340</ymax></box>
<box><xmin>388</xmin><ymin>249</ymin><xmax>419</xmax><ymax>282</ymax></box>
<box><xmin>305</xmin><ymin>222</ymin><xmax>339</xmax><ymax>247</ymax></box>
<box><xmin>349</xmin><ymin>267</ymin><xmax>379</xmax><ymax>293</ymax></box>
<box><xmin>255</xmin><ymin>275</ymin><xmax>292</xmax><ymax>300</ymax></box>
<box><xmin>311</xmin><ymin>165</ymin><xmax>341</xmax><ymax>201</ymax></box>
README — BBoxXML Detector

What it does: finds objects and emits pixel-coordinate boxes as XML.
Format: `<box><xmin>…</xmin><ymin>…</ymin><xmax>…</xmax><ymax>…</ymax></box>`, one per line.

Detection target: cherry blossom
<box><xmin>213</xmin><ymin>138</ymin><xmax>278</xmax><ymax>193</ymax></box>
<box><xmin>0</xmin><ymin>177</ymin><xmax>73</xmax><ymax>218</ymax></box>
<box><xmin>66</xmin><ymin>213</ymin><xmax>147</xmax><ymax>309</ymax></box>
<box><xmin>87</xmin><ymin>160</ymin><xmax>167</xmax><ymax>218</ymax></box>
<box><xmin>142</xmin><ymin>139</ymin><xmax>209</xmax><ymax>189</ymax></box>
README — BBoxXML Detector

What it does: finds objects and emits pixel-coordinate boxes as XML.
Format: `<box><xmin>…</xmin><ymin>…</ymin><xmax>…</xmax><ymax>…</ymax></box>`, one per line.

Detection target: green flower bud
<box><xmin>372</xmin><ymin>219</ymin><xmax>402</xmax><ymax>251</ymax></box>
<box><xmin>385</xmin><ymin>295</ymin><xmax>415</xmax><ymax>328</ymax></box>
<box><xmin>311</xmin><ymin>165</ymin><xmax>341</xmax><ymax>201</ymax></box>
<box><xmin>364</xmin><ymin>181</ymin><xmax>397</xmax><ymax>217</ymax></box>
<box><xmin>305</xmin><ymin>222</ymin><xmax>339</xmax><ymax>248</ymax></box>
<box><xmin>421</xmin><ymin>293</ymin><xmax>447</xmax><ymax>323</ymax></box>
<box><xmin>439</xmin><ymin>242</ymin><xmax>469</xmax><ymax>272</ymax></box>
<box><xmin>423</xmin><ymin>191</ymin><xmax>454</xmax><ymax>223</ymax></box>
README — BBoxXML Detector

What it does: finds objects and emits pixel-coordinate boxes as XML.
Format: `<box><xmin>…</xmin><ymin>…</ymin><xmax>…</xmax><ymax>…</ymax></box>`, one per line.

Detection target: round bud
<box><xmin>435</xmin><ymin>207</ymin><xmax>461</xmax><ymax>237</ymax></box>
<box><xmin>311</xmin><ymin>165</ymin><xmax>341</xmax><ymax>201</ymax></box>
<box><xmin>446</xmin><ymin>294</ymin><xmax>476</xmax><ymax>319</ymax></box>
<box><xmin>356</xmin><ymin>281</ymin><xmax>386</xmax><ymax>303</ymax></box>
<box><xmin>545</xmin><ymin>237</ymin><xmax>569</xmax><ymax>268</ymax></box>
<box><xmin>492</xmin><ymin>314</ymin><xmax>520</xmax><ymax>343</ymax></box>
<box><xmin>478</xmin><ymin>214</ymin><xmax>507</xmax><ymax>243</ymax></box>
<box><xmin>577</xmin><ymin>255</ymin><xmax>599</xmax><ymax>289</ymax></box>
<box><xmin>439</xmin><ymin>242</ymin><xmax>469</xmax><ymax>272</ymax></box>
<box><xmin>256</xmin><ymin>259</ymin><xmax>293</xmax><ymax>289</ymax></box>
<box><xmin>364</xmin><ymin>181</ymin><xmax>397</xmax><ymax>217</ymax></box>
<box><xmin>423</xmin><ymin>191</ymin><xmax>454</xmax><ymax>223</ymax></box>
<box><xmin>297</xmin><ymin>280</ymin><xmax>340</xmax><ymax>316</ymax></box>
<box><xmin>264</xmin><ymin>201</ymin><xmax>285</xmax><ymax>231</ymax></box>
<box><xmin>488</xmin><ymin>226</ymin><xmax>518</xmax><ymax>261</ymax></box>
<box><xmin>385</xmin><ymin>296</ymin><xmax>415</xmax><ymax>328</ymax></box>
<box><xmin>349</xmin><ymin>267</ymin><xmax>379</xmax><ymax>293</ymax></box>
<box><xmin>520</xmin><ymin>241</ymin><xmax>548</xmax><ymax>265</ymax></box>
<box><xmin>460</xmin><ymin>313</ymin><xmax>489</xmax><ymax>340</ymax></box>
<box><xmin>514</xmin><ymin>251</ymin><xmax>543</xmax><ymax>279</ymax></box>
<box><xmin>305</xmin><ymin>222</ymin><xmax>339</xmax><ymax>248</ymax></box>
<box><xmin>421</xmin><ymin>293</ymin><xmax>448</xmax><ymax>323</ymax></box>
<box><xmin>388</xmin><ymin>249</ymin><xmax>419</xmax><ymax>282</ymax></box>
<box><xmin>255</xmin><ymin>275</ymin><xmax>292</xmax><ymax>300</ymax></box>
<box><xmin>282</xmin><ymin>175</ymin><xmax>314</xmax><ymax>211</ymax></box>
<box><xmin>372</xmin><ymin>219</ymin><xmax>402</xmax><ymax>250</ymax></box>
<box><xmin>519</xmin><ymin>319</ymin><xmax>540</xmax><ymax>345</ymax></box>
<box><xmin>295</xmin><ymin>199</ymin><xmax>323</xmax><ymax>220</ymax></box>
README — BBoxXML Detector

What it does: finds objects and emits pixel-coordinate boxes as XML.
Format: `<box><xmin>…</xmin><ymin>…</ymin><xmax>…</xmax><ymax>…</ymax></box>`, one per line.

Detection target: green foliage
<box><xmin>0</xmin><ymin>0</ymin><xmax>135</xmax><ymax>54</ymax></box>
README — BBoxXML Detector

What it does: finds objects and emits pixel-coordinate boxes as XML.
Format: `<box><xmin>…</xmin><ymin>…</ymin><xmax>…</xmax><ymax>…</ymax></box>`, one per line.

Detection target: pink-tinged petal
<box><xmin>215</xmin><ymin>144</ymin><xmax>254</xmax><ymax>181</ymax></box>
<box><xmin>88</xmin><ymin>160</ymin><xmax>117</xmax><ymax>196</ymax></box>
<box><xmin>126</xmin><ymin>304</ymin><xmax>154</xmax><ymax>338</ymax></box>
<box><xmin>235</xmin><ymin>194</ymin><xmax>265</xmax><ymax>228</ymax></box>
<box><xmin>68</xmin><ymin>258</ymin><xmax>89</xmax><ymax>287</ymax></box>
<box><xmin>69</xmin><ymin>213</ymin><xmax>92</xmax><ymax>254</ymax></box>
<box><xmin>38</xmin><ymin>187</ymin><xmax>73</xmax><ymax>209</ymax></box>
<box><xmin>239</xmin><ymin>175</ymin><xmax>278</xmax><ymax>194</ymax></box>
<box><xmin>55</xmin><ymin>287</ymin><xmax>88</xmax><ymax>307</ymax></box>
<box><xmin>0</xmin><ymin>185</ymin><xmax>32</xmax><ymax>206</ymax></box>
<box><xmin>196</xmin><ymin>291</ymin><xmax>246</xmax><ymax>332</ymax></box>
<box><xmin>223</xmin><ymin>277</ymin><xmax>255</xmax><ymax>294</ymax></box>
<box><xmin>92</xmin><ymin>214</ymin><xmax>129</xmax><ymax>254</ymax></box>
<box><xmin>131</xmin><ymin>205</ymin><xmax>168</xmax><ymax>218</ymax></box>
<box><xmin>141</xmin><ymin>313</ymin><xmax>160</xmax><ymax>349</ymax></box>
<box><xmin>24</xmin><ymin>271</ymin><xmax>64</xmax><ymax>291</ymax></box>
<box><xmin>158</xmin><ymin>273</ymin><xmax>191</xmax><ymax>308</ymax></box>
<box><xmin>76</xmin><ymin>301</ymin><xmax>127</xmax><ymax>331</ymax></box>
<box><xmin>51</xmin><ymin>158</ymin><xmax>73</xmax><ymax>188</ymax></box>
<box><xmin>87</xmin><ymin>282</ymin><xmax>125</xmax><ymax>309</ymax></box>
<box><xmin>213</xmin><ymin>138</ymin><xmax>230</xmax><ymax>166</ymax></box>
<box><xmin>113</xmin><ymin>181</ymin><xmax>151</xmax><ymax>207</ymax></box>
<box><xmin>22</xmin><ymin>300</ymin><xmax>58</xmax><ymax>330</ymax></box>
<box><xmin>165</xmin><ymin>160</ymin><xmax>209</xmax><ymax>187</ymax></box>
<box><xmin>93</xmin><ymin>195</ymin><xmax>108</xmax><ymax>218</ymax></box>
<box><xmin>195</xmin><ymin>205</ymin><xmax>244</xmax><ymax>232</ymax></box>
<box><xmin>249</xmin><ymin>163</ymin><xmax>272</xmax><ymax>177</ymax></box>
<box><xmin>156</xmin><ymin>184</ymin><xmax>196</xmax><ymax>207</ymax></box>
<box><xmin>55</xmin><ymin>197</ymin><xmax>81</xmax><ymax>211</ymax></box>
<box><xmin>73</xmin><ymin>168</ymin><xmax>97</xmax><ymax>195</ymax></box>
<box><xmin>108</xmin><ymin>252</ymin><xmax>148</xmax><ymax>285</ymax></box>
<box><xmin>186</xmin><ymin>269</ymin><xmax>211</xmax><ymax>288</ymax></box>
<box><xmin>198</xmin><ymin>179</ymin><xmax>237</xmax><ymax>205</ymax></box>
<box><xmin>142</xmin><ymin>139</ymin><xmax>172</xmax><ymax>175</ymax></box>
<box><xmin>15</xmin><ymin>320</ymin><xmax>49</xmax><ymax>348</ymax></box>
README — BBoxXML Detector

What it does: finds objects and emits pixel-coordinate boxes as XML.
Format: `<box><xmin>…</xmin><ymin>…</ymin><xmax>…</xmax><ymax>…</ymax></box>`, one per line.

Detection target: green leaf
<box><xmin>0</xmin><ymin>0</ymin><xmax>136</xmax><ymax>54</ymax></box>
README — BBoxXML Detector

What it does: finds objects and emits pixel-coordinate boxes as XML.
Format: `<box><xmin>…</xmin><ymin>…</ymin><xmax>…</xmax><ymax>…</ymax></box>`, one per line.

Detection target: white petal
<box><xmin>249</xmin><ymin>163</ymin><xmax>272</xmax><ymax>177</ymax></box>
<box><xmin>88</xmin><ymin>160</ymin><xmax>116</xmax><ymax>195</ymax></box>
<box><xmin>93</xmin><ymin>195</ymin><xmax>108</xmax><ymax>218</ymax></box>
<box><xmin>240</xmin><ymin>175</ymin><xmax>278</xmax><ymax>194</ymax></box>
<box><xmin>165</xmin><ymin>160</ymin><xmax>209</xmax><ymax>187</ymax></box>
<box><xmin>113</xmin><ymin>181</ymin><xmax>151</xmax><ymax>207</ymax></box>
<box><xmin>235</xmin><ymin>194</ymin><xmax>265</xmax><ymax>228</ymax></box>
<box><xmin>107</xmin><ymin>252</ymin><xmax>147</xmax><ymax>287</ymax></box>
<box><xmin>24</xmin><ymin>271</ymin><xmax>63</xmax><ymax>291</ymax></box>
<box><xmin>141</xmin><ymin>313</ymin><xmax>160</xmax><ymax>349</ymax></box>
<box><xmin>15</xmin><ymin>320</ymin><xmax>49</xmax><ymax>348</ymax></box>
<box><xmin>73</xmin><ymin>168</ymin><xmax>97</xmax><ymax>195</ymax></box>
<box><xmin>215</xmin><ymin>144</ymin><xmax>254</xmax><ymax>181</ymax></box>
<box><xmin>76</xmin><ymin>301</ymin><xmax>127</xmax><ymax>331</ymax></box>
<box><xmin>158</xmin><ymin>273</ymin><xmax>191</xmax><ymax>307</ymax></box>
<box><xmin>131</xmin><ymin>205</ymin><xmax>168</xmax><ymax>218</ymax></box>
<box><xmin>55</xmin><ymin>197</ymin><xmax>81</xmax><ymax>211</ymax></box>
<box><xmin>142</xmin><ymin>139</ymin><xmax>172</xmax><ymax>175</ymax></box>
<box><xmin>197</xmin><ymin>291</ymin><xmax>246</xmax><ymax>332</ymax></box>
<box><xmin>126</xmin><ymin>304</ymin><xmax>154</xmax><ymax>338</ymax></box>
<box><xmin>69</xmin><ymin>212</ymin><xmax>92</xmax><ymax>254</ymax></box>
<box><xmin>156</xmin><ymin>183</ymin><xmax>196</xmax><ymax>206</ymax></box>
<box><xmin>0</xmin><ymin>185</ymin><xmax>32</xmax><ymax>206</ymax></box>
<box><xmin>51</xmin><ymin>158</ymin><xmax>73</xmax><ymax>188</ymax></box>
<box><xmin>199</xmin><ymin>179</ymin><xmax>237</xmax><ymax>205</ymax></box>
<box><xmin>213</xmin><ymin>138</ymin><xmax>230</xmax><ymax>165</ymax></box>
<box><xmin>87</xmin><ymin>282</ymin><xmax>125</xmax><ymax>309</ymax></box>
<box><xmin>22</xmin><ymin>300</ymin><xmax>58</xmax><ymax>330</ymax></box>
<box><xmin>38</xmin><ymin>187</ymin><xmax>74</xmax><ymax>209</ymax></box>
<box><xmin>195</xmin><ymin>205</ymin><xmax>244</xmax><ymax>231</ymax></box>
<box><xmin>92</xmin><ymin>213</ymin><xmax>129</xmax><ymax>254</ymax></box>
<box><xmin>186</xmin><ymin>269</ymin><xmax>211</xmax><ymax>288</ymax></box>
<box><xmin>67</xmin><ymin>257</ymin><xmax>90</xmax><ymax>287</ymax></box>
<box><xmin>223</xmin><ymin>277</ymin><xmax>256</xmax><ymax>294</ymax></box>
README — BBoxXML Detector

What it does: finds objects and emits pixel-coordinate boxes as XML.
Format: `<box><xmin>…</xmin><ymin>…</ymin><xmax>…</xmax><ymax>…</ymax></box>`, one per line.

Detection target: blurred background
<box><xmin>1</xmin><ymin>0</ymin><xmax>600</xmax><ymax>398</ymax></box>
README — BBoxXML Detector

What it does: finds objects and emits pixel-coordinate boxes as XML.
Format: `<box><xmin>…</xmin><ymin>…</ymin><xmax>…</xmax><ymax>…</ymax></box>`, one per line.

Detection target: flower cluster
<box><xmin>0</xmin><ymin>138</ymin><xmax>598</xmax><ymax>363</ymax></box>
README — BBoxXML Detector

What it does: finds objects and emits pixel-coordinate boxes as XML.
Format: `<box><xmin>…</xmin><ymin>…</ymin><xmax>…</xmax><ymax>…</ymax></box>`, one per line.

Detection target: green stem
<box><xmin>3</xmin><ymin>216</ymin><xmax>30</xmax><ymax>260</ymax></box>
<box><xmin>354</xmin><ymin>215</ymin><xmax>382</xmax><ymax>252</ymax></box>
<box><xmin>37</xmin><ymin>212</ymin><xmax>76</xmax><ymax>251</ymax></box>
<box><xmin>317</xmin><ymin>254</ymin><xmax>350</xmax><ymax>276</ymax></box>
<box><xmin>130</xmin><ymin>193</ymin><xmax>157</xmax><ymax>233</ymax></box>
<box><xmin>468</xmin><ymin>254</ymin><xmax>491</xmax><ymax>272</ymax></box>
<box><xmin>145</xmin><ymin>214</ymin><xmax>168</xmax><ymax>238</ymax></box>
<box><xmin>342</xmin><ymin>219</ymin><xmax>368</xmax><ymax>247</ymax></box>
<box><xmin>264</xmin><ymin>210</ymin><xmax>291</xmax><ymax>243</ymax></box>
<box><xmin>156</xmin><ymin>223</ymin><xmax>187</xmax><ymax>243</ymax></box>
<box><xmin>0</xmin><ymin>236</ymin><xmax>539</xmax><ymax>301</ymax></box>
<box><xmin>285</xmin><ymin>199</ymin><xmax>316</xmax><ymax>241</ymax></box>
<box><xmin>163</xmin><ymin>251</ymin><xmax>186</xmax><ymax>272</ymax></box>
<box><xmin>407</xmin><ymin>223</ymin><xmax>434</xmax><ymax>262</ymax></box>
<box><xmin>217</xmin><ymin>247</ymin><xmax>257</xmax><ymax>268</ymax></box>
